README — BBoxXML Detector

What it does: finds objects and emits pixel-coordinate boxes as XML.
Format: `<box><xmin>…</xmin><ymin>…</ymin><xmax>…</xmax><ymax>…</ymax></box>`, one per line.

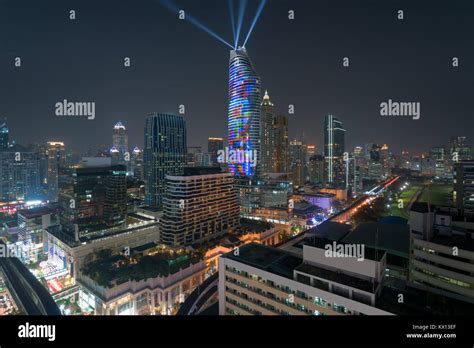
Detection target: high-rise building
<box><xmin>208</xmin><ymin>137</ymin><xmax>224</xmax><ymax>166</ymax></box>
<box><xmin>0</xmin><ymin>119</ymin><xmax>8</xmax><ymax>150</ymax></box>
<box><xmin>306</xmin><ymin>145</ymin><xmax>316</xmax><ymax>162</ymax></box>
<box><xmin>0</xmin><ymin>144</ymin><xmax>41</xmax><ymax>201</ymax></box>
<box><xmin>160</xmin><ymin>167</ymin><xmax>239</xmax><ymax>247</ymax></box>
<box><xmin>228</xmin><ymin>48</ymin><xmax>262</xmax><ymax>177</ymax></box>
<box><xmin>131</xmin><ymin>147</ymin><xmax>144</xmax><ymax>180</ymax></box>
<box><xmin>430</xmin><ymin>146</ymin><xmax>448</xmax><ymax>179</ymax></box>
<box><xmin>308</xmin><ymin>155</ymin><xmax>325</xmax><ymax>186</ymax></box>
<box><xmin>144</xmin><ymin>113</ymin><xmax>187</xmax><ymax>208</ymax></box>
<box><xmin>59</xmin><ymin>165</ymin><xmax>127</xmax><ymax>240</ymax></box>
<box><xmin>453</xmin><ymin>161</ymin><xmax>474</xmax><ymax>210</ymax></box>
<box><xmin>260</xmin><ymin>90</ymin><xmax>275</xmax><ymax>175</ymax></box>
<box><xmin>324</xmin><ymin>115</ymin><xmax>345</xmax><ymax>187</ymax></box>
<box><xmin>273</xmin><ymin>115</ymin><xmax>289</xmax><ymax>174</ymax></box>
<box><xmin>450</xmin><ymin>136</ymin><xmax>472</xmax><ymax>162</ymax></box>
<box><xmin>47</xmin><ymin>141</ymin><xmax>66</xmax><ymax>202</ymax></box>
<box><xmin>289</xmin><ymin>140</ymin><xmax>307</xmax><ymax>187</ymax></box>
<box><xmin>112</xmin><ymin>122</ymin><xmax>129</xmax><ymax>154</ymax></box>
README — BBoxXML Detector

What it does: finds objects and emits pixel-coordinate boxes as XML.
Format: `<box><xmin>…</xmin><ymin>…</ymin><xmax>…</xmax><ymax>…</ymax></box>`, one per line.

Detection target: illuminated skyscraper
<box><xmin>324</xmin><ymin>115</ymin><xmax>345</xmax><ymax>187</ymax></box>
<box><xmin>227</xmin><ymin>48</ymin><xmax>262</xmax><ymax>177</ymax></box>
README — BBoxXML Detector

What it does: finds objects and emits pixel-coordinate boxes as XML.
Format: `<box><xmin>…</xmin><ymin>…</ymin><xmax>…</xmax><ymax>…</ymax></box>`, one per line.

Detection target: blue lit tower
<box><xmin>228</xmin><ymin>48</ymin><xmax>262</xmax><ymax>177</ymax></box>
<box><xmin>144</xmin><ymin>113</ymin><xmax>187</xmax><ymax>208</ymax></box>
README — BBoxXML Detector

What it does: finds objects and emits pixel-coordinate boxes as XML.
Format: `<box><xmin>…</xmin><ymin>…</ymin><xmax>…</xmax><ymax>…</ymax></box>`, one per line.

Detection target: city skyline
<box><xmin>1</xmin><ymin>0</ymin><xmax>473</xmax><ymax>155</ymax></box>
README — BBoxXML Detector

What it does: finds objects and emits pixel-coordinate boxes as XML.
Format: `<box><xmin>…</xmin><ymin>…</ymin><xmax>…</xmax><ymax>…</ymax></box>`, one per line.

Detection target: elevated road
<box><xmin>0</xmin><ymin>241</ymin><xmax>61</xmax><ymax>315</ymax></box>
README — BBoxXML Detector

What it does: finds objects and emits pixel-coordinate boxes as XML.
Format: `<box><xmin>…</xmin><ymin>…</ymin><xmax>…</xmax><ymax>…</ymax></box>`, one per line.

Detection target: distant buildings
<box><xmin>0</xmin><ymin>119</ymin><xmax>8</xmax><ymax>150</ymax></box>
<box><xmin>228</xmin><ymin>48</ymin><xmax>261</xmax><ymax>177</ymax></box>
<box><xmin>144</xmin><ymin>113</ymin><xmax>187</xmax><ymax>208</ymax></box>
<box><xmin>324</xmin><ymin>115</ymin><xmax>345</xmax><ymax>188</ymax></box>
<box><xmin>208</xmin><ymin>137</ymin><xmax>224</xmax><ymax>166</ymax></box>
<box><xmin>0</xmin><ymin>144</ymin><xmax>41</xmax><ymax>202</ymax></box>
<box><xmin>160</xmin><ymin>167</ymin><xmax>239</xmax><ymax>247</ymax></box>
<box><xmin>260</xmin><ymin>91</ymin><xmax>275</xmax><ymax>174</ymax></box>
<box><xmin>47</xmin><ymin>141</ymin><xmax>66</xmax><ymax>202</ymax></box>
<box><xmin>308</xmin><ymin>155</ymin><xmax>325</xmax><ymax>186</ymax></box>
<box><xmin>289</xmin><ymin>139</ymin><xmax>307</xmax><ymax>187</ymax></box>
<box><xmin>112</xmin><ymin>122</ymin><xmax>128</xmax><ymax>154</ymax></box>
<box><xmin>453</xmin><ymin>161</ymin><xmax>474</xmax><ymax>210</ymax></box>
<box><xmin>273</xmin><ymin>115</ymin><xmax>289</xmax><ymax>174</ymax></box>
<box><xmin>130</xmin><ymin>147</ymin><xmax>144</xmax><ymax>181</ymax></box>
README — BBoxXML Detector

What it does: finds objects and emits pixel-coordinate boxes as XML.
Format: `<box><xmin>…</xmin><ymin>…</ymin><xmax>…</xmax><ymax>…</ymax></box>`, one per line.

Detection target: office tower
<box><xmin>430</xmin><ymin>146</ymin><xmax>448</xmax><ymax>179</ymax></box>
<box><xmin>453</xmin><ymin>161</ymin><xmax>474</xmax><ymax>210</ymax></box>
<box><xmin>228</xmin><ymin>48</ymin><xmax>262</xmax><ymax>177</ymax></box>
<box><xmin>29</xmin><ymin>143</ymin><xmax>49</xmax><ymax>190</ymax></box>
<box><xmin>110</xmin><ymin>146</ymin><xmax>121</xmax><ymax>165</ymax></box>
<box><xmin>208</xmin><ymin>137</ymin><xmax>224</xmax><ymax>166</ymax></box>
<box><xmin>324</xmin><ymin>115</ymin><xmax>345</xmax><ymax>188</ymax></box>
<box><xmin>308</xmin><ymin>155</ymin><xmax>325</xmax><ymax>186</ymax></box>
<box><xmin>380</xmin><ymin>144</ymin><xmax>390</xmax><ymax>177</ymax></box>
<box><xmin>450</xmin><ymin>136</ymin><xmax>472</xmax><ymax>162</ymax></box>
<box><xmin>47</xmin><ymin>141</ymin><xmax>66</xmax><ymax>202</ymax></box>
<box><xmin>112</xmin><ymin>122</ymin><xmax>129</xmax><ymax>154</ymax></box>
<box><xmin>306</xmin><ymin>145</ymin><xmax>316</xmax><ymax>164</ymax></box>
<box><xmin>219</xmin><ymin>242</ymin><xmax>391</xmax><ymax>315</ymax></box>
<box><xmin>59</xmin><ymin>165</ymin><xmax>127</xmax><ymax>240</ymax></box>
<box><xmin>0</xmin><ymin>119</ymin><xmax>8</xmax><ymax>150</ymax></box>
<box><xmin>273</xmin><ymin>115</ymin><xmax>289</xmax><ymax>174</ymax></box>
<box><xmin>144</xmin><ymin>113</ymin><xmax>187</xmax><ymax>208</ymax></box>
<box><xmin>289</xmin><ymin>140</ymin><xmax>307</xmax><ymax>187</ymax></box>
<box><xmin>260</xmin><ymin>90</ymin><xmax>275</xmax><ymax>175</ymax></box>
<box><xmin>0</xmin><ymin>144</ymin><xmax>41</xmax><ymax>201</ymax></box>
<box><xmin>131</xmin><ymin>147</ymin><xmax>144</xmax><ymax>180</ymax></box>
<box><xmin>409</xmin><ymin>203</ymin><xmax>474</xmax><ymax>303</ymax></box>
<box><xmin>160</xmin><ymin>167</ymin><xmax>239</xmax><ymax>247</ymax></box>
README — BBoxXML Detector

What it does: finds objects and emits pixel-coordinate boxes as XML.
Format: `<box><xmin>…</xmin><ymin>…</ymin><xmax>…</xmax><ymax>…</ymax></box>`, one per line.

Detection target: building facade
<box><xmin>160</xmin><ymin>168</ymin><xmax>240</xmax><ymax>247</ymax></box>
<box><xmin>324</xmin><ymin>115</ymin><xmax>345</xmax><ymax>188</ymax></box>
<box><xmin>144</xmin><ymin>113</ymin><xmax>187</xmax><ymax>208</ymax></box>
<box><xmin>227</xmin><ymin>48</ymin><xmax>262</xmax><ymax>177</ymax></box>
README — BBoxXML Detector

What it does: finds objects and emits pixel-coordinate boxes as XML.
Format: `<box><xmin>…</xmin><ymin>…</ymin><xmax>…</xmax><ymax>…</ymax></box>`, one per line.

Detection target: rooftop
<box><xmin>223</xmin><ymin>243</ymin><xmax>302</xmax><ymax>279</ymax></box>
<box><xmin>295</xmin><ymin>263</ymin><xmax>379</xmax><ymax>293</ymax></box>
<box><xmin>342</xmin><ymin>222</ymin><xmax>410</xmax><ymax>258</ymax></box>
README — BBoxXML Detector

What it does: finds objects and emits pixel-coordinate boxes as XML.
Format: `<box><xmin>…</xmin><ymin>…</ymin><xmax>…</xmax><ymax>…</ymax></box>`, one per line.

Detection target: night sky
<box><xmin>0</xmin><ymin>0</ymin><xmax>473</xmax><ymax>155</ymax></box>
